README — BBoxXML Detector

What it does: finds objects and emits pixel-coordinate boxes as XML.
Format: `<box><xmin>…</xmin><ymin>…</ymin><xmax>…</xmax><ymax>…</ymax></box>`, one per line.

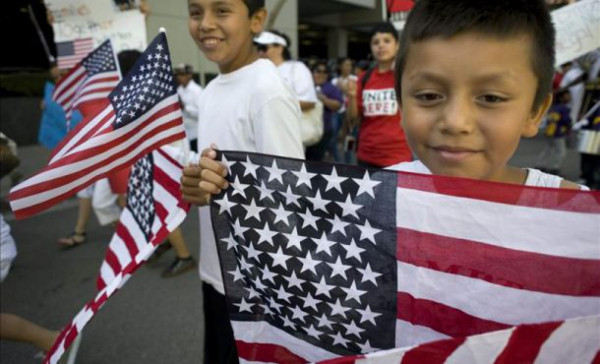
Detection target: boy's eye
<box><xmin>415</xmin><ymin>93</ymin><xmax>443</xmax><ymax>103</ymax></box>
<box><xmin>215</xmin><ymin>7</ymin><xmax>230</xmax><ymax>15</ymax></box>
<box><xmin>479</xmin><ymin>94</ymin><xmax>507</xmax><ymax>104</ymax></box>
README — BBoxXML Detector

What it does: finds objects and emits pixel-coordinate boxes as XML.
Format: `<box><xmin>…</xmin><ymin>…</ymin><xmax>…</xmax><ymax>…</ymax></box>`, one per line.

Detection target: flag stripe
<box><xmin>395</xmin><ymin>187</ymin><xmax>600</xmax><ymax>259</ymax></box>
<box><xmin>401</xmin><ymin>337</ymin><xmax>464</xmax><ymax>364</ymax></box>
<box><xmin>396</xmin><ymin>228</ymin><xmax>600</xmax><ymax>296</ymax></box>
<box><xmin>115</xmin><ymin>219</ymin><xmax>140</xmax><ymax>266</ymax></box>
<box><xmin>232</xmin><ymin>321</ymin><xmax>336</xmax><ymax>362</ymax></box>
<box><xmin>396</xmin><ymin>292</ymin><xmax>511</xmax><ymax>338</ymax></box>
<box><xmin>396</xmin><ymin>171</ymin><xmax>600</xmax><ymax>213</ymax></box>
<box><xmin>395</xmin><ymin>320</ymin><xmax>450</xmax><ymax>348</ymax></box>
<box><xmin>444</xmin><ymin>327</ymin><xmax>512</xmax><ymax>364</ymax></box>
<box><xmin>533</xmin><ymin>315</ymin><xmax>600</xmax><ymax>364</ymax></box>
<box><xmin>493</xmin><ymin>321</ymin><xmax>561</xmax><ymax>364</ymax></box>
<box><xmin>236</xmin><ymin>341</ymin><xmax>307</xmax><ymax>364</ymax></box>
<box><xmin>396</xmin><ymin>261</ymin><xmax>600</xmax><ymax>327</ymax></box>
<box><xmin>53</xmin><ymin>67</ymin><xmax>86</xmax><ymax>102</ymax></box>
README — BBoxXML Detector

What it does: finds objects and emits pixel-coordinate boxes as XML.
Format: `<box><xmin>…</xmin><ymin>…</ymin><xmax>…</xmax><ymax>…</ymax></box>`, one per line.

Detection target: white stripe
<box><xmin>78</xmin><ymin>72</ymin><xmax>120</xmax><ymax>90</ymax></box>
<box><xmin>396</xmin><ymin>319</ymin><xmax>449</xmax><ymax>347</ymax></box>
<box><xmin>10</xmin><ymin>119</ymin><xmax>184</xmax><ymax>211</ymax></box>
<box><xmin>98</xmin><ymin>261</ymin><xmax>116</xmax><ymax>287</ymax></box>
<box><xmin>119</xmin><ymin>210</ymin><xmax>148</xmax><ymax>257</ymax></box>
<box><xmin>358</xmin><ymin>349</ymin><xmax>406</xmax><ymax>364</ymax></box>
<box><xmin>396</xmin><ymin>187</ymin><xmax>600</xmax><ymax>259</ymax></box>
<box><xmin>49</xmin><ymin>105</ymin><xmax>114</xmax><ymax>164</ymax></box>
<box><xmin>397</xmin><ymin>262</ymin><xmax>600</xmax><ymax>327</ymax></box>
<box><xmin>153</xmin><ymin>150</ymin><xmax>182</xmax><ymax>183</ymax></box>
<box><xmin>154</xmin><ymin>183</ymin><xmax>180</xmax><ymax>216</ymax></box>
<box><xmin>444</xmin><ymin>327</ymin><xmax>514</xmax><ymax>364</ymax></box>
<box><xmin>239</xmin><ymin>360</ymin><xmax>277</xmax><ymax>364</ymax></box>
<box><xmin>533</xmin><ymin>315</ymin><xmax>600</xmax><ymax>364</ymax></box>
<box><xmin>111</xmin><ymin>236</ymin><xmax>133</xmax><ymax>270</ymax></box>
<box><xmin>73</xmin><ymin>91</ymin><xmax>111</xmax><ymax>105</ymax></box>
<box><xmin>78</xmin><ymin>80</ymin><xmax>118</xmax><ymax>93</ymax></box>
<box><xmin>232</xmin><ymin>321</ymin><xmax>336</xmax><ymax>362</ymax></box>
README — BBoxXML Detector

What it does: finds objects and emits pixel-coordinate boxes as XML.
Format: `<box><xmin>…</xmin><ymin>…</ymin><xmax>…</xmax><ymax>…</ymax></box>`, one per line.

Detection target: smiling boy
<box><xmin>181</xmin><ymin>0</ymin><xmax>304</xmax><ymax>363</ymax></box>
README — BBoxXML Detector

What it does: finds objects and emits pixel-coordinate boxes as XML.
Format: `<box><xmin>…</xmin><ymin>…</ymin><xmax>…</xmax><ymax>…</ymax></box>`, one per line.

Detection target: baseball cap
<box><xmin>253</xmin><ymin>31</ymin><xmax>288</xmax><ymax>47</ymax></box>
<box><xmin>174</xmin><ymin>63</ymin><xmax>194</xmax><ymax>74</ymax></box>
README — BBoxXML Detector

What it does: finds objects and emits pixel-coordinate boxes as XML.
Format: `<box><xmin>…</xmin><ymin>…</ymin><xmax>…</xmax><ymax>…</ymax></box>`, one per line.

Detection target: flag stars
<box><xmin>234</xmin><ymin>298</ymin><xmax>254</xmax><ymax>313</ymax></box>
<box><xmin>356</xmin><ymin>219</ymin><xmax>381</xmax><ymax>245</ymax></box>
<box><xmin>269</xmin><ymin>203</ymin><xmax>293</xmax><ymax>226</ymax></box>
<box><xmin>297</xmin><ymin>252</ymin><xmax>322</xmax><ymax>275</ymax></box>
<box><xmin>341</xmin><ymin>238</ymin><xmax>365</xmax><ymax>262</ymax></box>
<box><xmin>327</xmin><ymin>256</ymin><xmax>352</xmax><ymax>279</ymax></box>
<box><xmin>329</xmin><ymin>331</ymin><xmax>351</xmax><ymax>347</ymax></box>
<box><xmin>336</xmin><ymin>195</ymin><xmax>363</xmax><ymax>219</ymax></box>
<box><xmin>303</xmin><ymin>324</ymin><xmax>322</xmax><ymax>340</ymax></box>
<box><xmin>356</xmin><ymin>263</ymin><xmax>382</xmax><ymax>286</ymax></box>
<box><xmin>289</xmin><ymin>305</ymin><xmax>308</xmax><ymax>323</ymax></box>
<box><xmin>341</xmin><ymin>320</ymin><xmax>365</xmax><ymax>338</ymax></box>
<box><xmin>268</xmin><ymin>246</ymin><xmax>292</xmax><ymax>271</ymax></box>
<box><xmin>292</xmin><ymin>163</ymin><xmax>317</xmax><ymax>189</ymax></box>
<box><xmin>240</xmin><ymin>198</ymin><xmax>264</xmax><ymax>223</ymax></box>
<box><xmin>355</xmin><ymin>305</ymin><xmax>381</xmax><ymax>325</ymax></box>
<box><xmin>341</xmin><ymin>281</ymin><xmax>367</xmax><ymax>304</ymax></box>
<box><xmin>323</xmin><ymin>167</ymin><xmax>347</xmax><ymax>194</ymax></box>
<box><xmin>282</xmin><ymin>227</ymin><xmax>304</xmax><ymax>251</ymax></box>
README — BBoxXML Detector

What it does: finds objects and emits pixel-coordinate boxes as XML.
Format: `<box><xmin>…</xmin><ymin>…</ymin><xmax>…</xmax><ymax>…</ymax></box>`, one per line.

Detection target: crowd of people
<box><xmin>1</xmin><ymin>0</ymin><xmax>599</xmax><ymax>362</ymax></box>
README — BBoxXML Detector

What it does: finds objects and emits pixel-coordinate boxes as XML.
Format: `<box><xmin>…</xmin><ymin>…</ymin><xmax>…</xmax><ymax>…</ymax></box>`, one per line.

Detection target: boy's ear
<box><xmin>522</xmin><ymin>93</ymin><xmax>553</xmax><ymax>138</ymax></box>
<box><xmin>250</xmin><ymin>8</ymin><xmax>267</xmax><ymax>35</ymax></box>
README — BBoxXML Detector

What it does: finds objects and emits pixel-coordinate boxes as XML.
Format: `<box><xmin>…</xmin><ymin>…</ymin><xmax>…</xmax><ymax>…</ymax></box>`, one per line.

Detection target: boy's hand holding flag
<box><xmin>9</xmin><ymin>31</ymin><xmax>186</xmax><ymax>219</ymax></box>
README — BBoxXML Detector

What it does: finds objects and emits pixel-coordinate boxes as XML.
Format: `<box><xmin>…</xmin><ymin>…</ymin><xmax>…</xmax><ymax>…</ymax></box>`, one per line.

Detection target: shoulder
<box><xmin>525</xmin><ymin>168</ymin><xmax>588</xmax><ymax>190</ymax></box>
<box><xmin>560</xmin><ymin>179</ymin><xmax>588</xmax><ymax>190</ymax></box>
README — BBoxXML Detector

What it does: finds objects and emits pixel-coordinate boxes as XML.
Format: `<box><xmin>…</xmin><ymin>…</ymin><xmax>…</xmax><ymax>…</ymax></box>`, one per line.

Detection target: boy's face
<box><xmin>371</xmin><ymin>32</ymin><xmax>399</xmax><ymax>64</ymax></box>
<box><xmin>188</xmin><ymin>0</ymin><xmax>265</xmax><ymax>73</ymax></box>
<box><xmin>400</xmin><ymin>33</ymin><xmax>551</xmax><ymax>184</ymax></box>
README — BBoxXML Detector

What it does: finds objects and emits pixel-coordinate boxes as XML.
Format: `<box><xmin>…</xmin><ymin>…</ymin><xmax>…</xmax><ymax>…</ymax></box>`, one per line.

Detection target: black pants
<box><xmin>203</xmin><ymin>283</ymin><xmax>239</xmax><ymax>364</ymax></box>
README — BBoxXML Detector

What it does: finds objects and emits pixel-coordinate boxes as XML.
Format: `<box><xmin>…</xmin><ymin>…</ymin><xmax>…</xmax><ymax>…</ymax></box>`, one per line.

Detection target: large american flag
<box><xmin>9</xmin><ymin>32</ymin><xmax>186</xmax><ymax>220</ymax></box>
<box><xmin>210</xmin><ymin>151</ymin><xmax>600</xmax><ymax>363</ymax></box>
<box><xmin>44</xmin><ymin>146</ymin><xmax>190</xmax><ymax>364</ymax></box>
<box><xmin>53</xmin><ymin>39</ymin><xmax>121</xmax><ymax>122</ymax></box>
<box><xmin>56</xmin><ymin>38</ymin><xmax>95</xmax><ymax>70</ymax></box>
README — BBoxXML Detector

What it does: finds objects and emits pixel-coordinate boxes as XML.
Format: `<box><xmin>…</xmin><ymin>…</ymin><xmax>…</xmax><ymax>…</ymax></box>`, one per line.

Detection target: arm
<box><xmin>345</xmin><ymin>79</ymin><xmax>360</xmax><ymax>130</ymax></box>
<box><xmin>299</xmin><ymin>101</ymin><xmax>316</xmax><ymax>112</ymax></box>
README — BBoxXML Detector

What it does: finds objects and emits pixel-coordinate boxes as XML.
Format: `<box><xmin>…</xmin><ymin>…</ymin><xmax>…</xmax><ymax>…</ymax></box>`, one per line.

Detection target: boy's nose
<box><xmin>199</xmin><ymin>12</ymin><xmax>217</xmax><ymax>31</ymax></box>
<box><xmin>439</xmin><ymin>97</ymin><xmax>475</xmax><ymax>135</ymax></box>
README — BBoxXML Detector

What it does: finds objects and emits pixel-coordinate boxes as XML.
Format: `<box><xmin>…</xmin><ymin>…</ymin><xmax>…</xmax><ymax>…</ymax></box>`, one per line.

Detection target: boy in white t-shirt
<box><xmin>180</xmin><ymin>0</ymin><xmax>303</xmax><ymax>363</ymax></box>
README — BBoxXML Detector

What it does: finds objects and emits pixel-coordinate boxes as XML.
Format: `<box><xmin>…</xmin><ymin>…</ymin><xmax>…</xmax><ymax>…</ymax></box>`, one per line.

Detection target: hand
<box><xmin>180</xmin><ymin>145</ymin><xmax>229</xmax><ymax>206</ymax></box>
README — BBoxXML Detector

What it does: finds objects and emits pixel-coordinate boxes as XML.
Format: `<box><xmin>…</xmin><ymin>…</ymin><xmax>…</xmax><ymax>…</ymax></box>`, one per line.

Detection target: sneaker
<box><xmin>162</xmin><ymin>257</ymin><xmax>196</xmax><ymax>278</ymax></box>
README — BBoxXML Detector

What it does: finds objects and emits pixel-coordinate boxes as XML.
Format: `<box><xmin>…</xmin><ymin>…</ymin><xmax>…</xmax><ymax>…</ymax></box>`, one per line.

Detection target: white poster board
<box><xmin>46</xmin><ymin>0</ymin><xmax>147</xmax><ymax>53</ymax></box>
<box><xmin>552</xmin><ymin>0</ymin><xmax>600</xmax><ymax>67</ymax></box>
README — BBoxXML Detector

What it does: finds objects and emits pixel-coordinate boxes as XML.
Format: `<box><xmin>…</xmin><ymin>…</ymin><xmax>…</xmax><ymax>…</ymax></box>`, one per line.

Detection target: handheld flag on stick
<box><xmin>9</xmin><ymin>32</ymin><xmax>186</xmax><ymax>219</ymax></box>
<box><xmin>44</xmin><ymin>146</ymin><xmax>190</xmax><ymax>364</ymax></box>
<box><xmin>209</xmin><ymin>151</ymin><xmax>600</xmax><ymax>363</ymax></box>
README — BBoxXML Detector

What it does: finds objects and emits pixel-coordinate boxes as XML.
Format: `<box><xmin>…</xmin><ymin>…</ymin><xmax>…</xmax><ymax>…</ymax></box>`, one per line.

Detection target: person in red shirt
<box><xmin>346</xmin><ymin>22</ymin><xmax>412</xmax><ymax>168</ymax></box>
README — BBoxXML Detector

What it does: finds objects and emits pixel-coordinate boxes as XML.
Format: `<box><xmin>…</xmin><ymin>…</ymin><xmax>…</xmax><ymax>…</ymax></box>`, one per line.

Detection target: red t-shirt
<box><xmin>356</xmin><ymin>69</ymin><xmax>412</xmax><ymax>167</ymax></box>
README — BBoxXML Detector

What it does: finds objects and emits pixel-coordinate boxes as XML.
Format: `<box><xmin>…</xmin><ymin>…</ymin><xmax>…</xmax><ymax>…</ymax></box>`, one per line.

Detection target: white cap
<box><xmin>253</xmin><ymin>31</ymin><xmax>288</xmax><ymax>47</ymax></box>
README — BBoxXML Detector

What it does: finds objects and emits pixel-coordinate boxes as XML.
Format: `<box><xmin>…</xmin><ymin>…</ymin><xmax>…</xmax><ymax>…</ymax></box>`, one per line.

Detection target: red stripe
<box><xmin>592</xmin><ymin>350</ymin><xmax>600</xmax><ymax>364</ymax></box>
<box><xmin>396</xmin><ymin>292</ymin><xmax>511</xmax><ymax>337</ymax></box>
<box><xmin>116</xmin><ymin>222</ymin><xmax>140</xmax><ymax>264</ymax></box>
<box><xmin>493</xmin><ymin>321</ymin><xmax>562</xmax><ymax>364</ymax></box>
<box><xmin>153</xmin><ymin>202</ymin><xmax>171</xmax><ymax>246</ymax></box>
<box><xmin>11</xmin><ymin>132</ymin><xmax>184</xmax><ymax>219</ymax></box>
<box><xmin>401</xmin><ymin>336</ymin><xmax>465</xmax><ymax>364</ymax></box>
<box><xmin>396</xmin><ymin>170</ymin><xmax>600</xmax><ymax>213</ymax></box>
<box><xmin>236</xmin><ymin>340</ymin><xmax>308</xmax><ymax>364</ymax></box>
<box><xmin>396</xmin><ymin>228</ymin><xmax>600</xmax><ymax>296</ymax></box>
<box><xmin>10</xmin><ymin>107</ymin><xmax>182</xmax><ymax>199</ymax></box>
<box><xmin>154</xmin><ymin>163</ymin><xmax>183</xmax><ymax>202</ymax></box>
<box><xmin>97</xmin><ymin>248</ymin><xmax>122</xmax><ymax>291</ymax></box>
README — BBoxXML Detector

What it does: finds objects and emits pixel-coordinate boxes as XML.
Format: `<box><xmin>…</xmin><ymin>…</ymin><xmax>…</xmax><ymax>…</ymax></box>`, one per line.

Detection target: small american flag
<box><xmin>53</xmin><ymin>39</ymin><xmax>121</xmax><ymax>123</ymax></box>
<box><xmin>44</xmin><ymin>146</ymin><xmax>190</xmax><ymax>364</ymax></box>
<box><xmin>56</xmin><ymin>38</ymin><xmax>95</xmax><ymax>70</ymax></box>
<box><xmin>210</xmin><ymin>151</ymin><xmax>600</xmax><ymax>363</ymax></box>
<box><xmin>9</xmin><ymin>32</ymin><xmax>186</xmax><ymax>219</ymax></box>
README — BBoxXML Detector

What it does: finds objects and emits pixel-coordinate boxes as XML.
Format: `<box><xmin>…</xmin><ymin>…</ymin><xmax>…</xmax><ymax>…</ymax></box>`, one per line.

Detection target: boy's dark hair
<box><xmin>395</xmin><ymin>0</ymin><xmax>555</xmax><ymax>111</ymax></box>
<box><xmin>269</xmin><ymin>29</ymin><xmax>292</xmax><ymax>60</ymax></box>
<box><xmin>117</xmin><ymin>50</ymin><xmax>142</xmax><ymax>76</ymax></box>
<box><xmin>370</xmin><ymin>22</ymin><xmax>399</xmax><ymax>42</ymax></box>
<box><xmin>243</xmin><ymin>0</ymin><xmax>265</xmax><ymax>16</ymax></box>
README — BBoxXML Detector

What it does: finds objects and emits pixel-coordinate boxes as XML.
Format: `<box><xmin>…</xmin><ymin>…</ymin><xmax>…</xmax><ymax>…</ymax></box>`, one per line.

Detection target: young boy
<box><xmin>180</xmin><ymin>0</ymin><xmax>304</xmax><ymax>363</ymax></box>
<box><xmin>192</xmin><ymin>0</ymin><xmax>587</xmax><ymax>205</ymax></box>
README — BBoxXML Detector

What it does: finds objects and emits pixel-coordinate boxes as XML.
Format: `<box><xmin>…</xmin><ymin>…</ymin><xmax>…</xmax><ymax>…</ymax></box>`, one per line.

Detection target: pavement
<box><xmin>0</xmin><ymin>136</ymin><xmax>584</xmax><ymax>363</ymax></box>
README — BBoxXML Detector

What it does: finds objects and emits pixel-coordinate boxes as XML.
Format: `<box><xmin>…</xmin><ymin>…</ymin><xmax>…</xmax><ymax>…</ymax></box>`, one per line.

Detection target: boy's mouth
<box><xmin>200</xmin><ymin>37</ymin><xmax>221</xmax><ymax>49</ymax></box>
<box><xmin>431</xmin><ymin>145</ymin><xmax>480</xmax><ymax>161</ymax></box>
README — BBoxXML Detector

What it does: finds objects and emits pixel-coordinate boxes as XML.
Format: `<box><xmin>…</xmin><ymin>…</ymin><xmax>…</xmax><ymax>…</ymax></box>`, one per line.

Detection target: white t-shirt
<box><xmin>196</xmin><ymin>59</ymin><xmax>304</xmax><ymax>294</ymax></box>
<box><xmin>277</xmin><ymin>61</ymin><xmax>318</xmax><ymax>103</ymax></box>
<box><xmin>177</xmin><ymin>79</ymin><xmax>203</xmax><ymax>142</ymax></box>
<box><xmin>387</xmin><ymin>160</ymin><xmax>589</xmax><ymax>190</ymax></box>
<box><xmin>1</xmin><ymin>215</ymin><xmax>17</xmax><ymax>283</ymax></box>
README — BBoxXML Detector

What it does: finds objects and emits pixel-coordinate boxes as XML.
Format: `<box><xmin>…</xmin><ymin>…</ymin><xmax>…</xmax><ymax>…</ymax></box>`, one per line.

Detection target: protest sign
<box><xmin>553</xmin><ymin>0</ymin><xmax>600</xmax><ymax>67</ymax></box>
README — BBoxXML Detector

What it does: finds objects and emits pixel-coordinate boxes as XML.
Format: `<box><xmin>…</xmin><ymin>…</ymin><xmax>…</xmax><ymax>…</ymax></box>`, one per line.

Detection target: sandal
<box><xmin>58</xmin><ymin>232</ymin><xmax>87</xmax><ymax>249</ymax></box>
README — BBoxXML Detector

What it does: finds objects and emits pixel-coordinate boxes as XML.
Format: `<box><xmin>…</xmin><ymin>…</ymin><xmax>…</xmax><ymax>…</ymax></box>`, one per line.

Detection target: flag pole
<box><xmin>28</xmin><ymin>4</ymin><xmax>55</xmax><ymax>63</ymax></box>
<box><xmin>159</xmin><ymin>26</ymin><xmax>192</xmax><ymax>165</ymax></box>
